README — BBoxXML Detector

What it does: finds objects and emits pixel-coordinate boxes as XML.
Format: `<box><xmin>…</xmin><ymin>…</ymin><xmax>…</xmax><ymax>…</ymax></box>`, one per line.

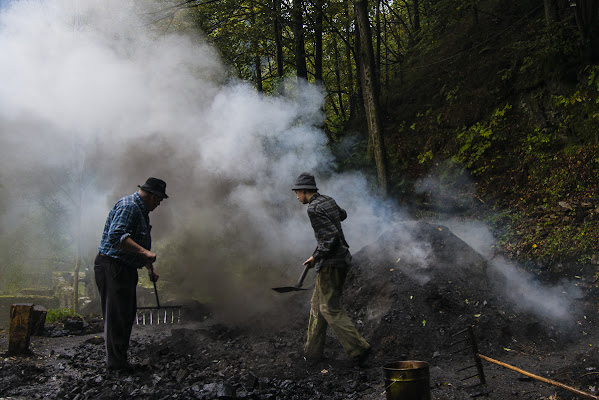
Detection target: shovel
<box><xmin>272</xmin><ymin>264</ymin><xmax>311</xmax><ymax>293</ymax></box>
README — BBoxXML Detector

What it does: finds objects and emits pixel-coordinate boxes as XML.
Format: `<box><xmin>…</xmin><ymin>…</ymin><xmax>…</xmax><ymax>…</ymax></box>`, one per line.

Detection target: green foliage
<box><xmin>454</xmin><ymin>104</ymin><xmax>512</xmax><ymax>174</ymax></box>
<box><xmin>497</xmin><ymin>212</ymin><xmax>599</xmax><ymax>264</ymax></box>
<box><xmin>499</xmin><ymin>17</ymin><xmax>579</xmax><ymax>85</ymax></box>
<box><xmin>486</xmin><ymin>144</ymin><xmax>599</xmax><ymax>263</ymax></box>
<box><xmin>549</xmin><ymin>67</ymin><xmax>599</xmax><ymax>144</ymax></box>
<box><xmin>46</xmin><ymin>308</ymin><xmax>79</xmax><ymax>323</ymax></box>
<box><xmin>336</xmin><ymin>138</ymin><xmax>373</xmax><ymax>172</ymax></box>
<box><xmin>0</xmin><ymin>225</ymin><xmax>31</xmax><ymax>294</ymax></box>
<box><xmin>443</xmin><ymin>85</ymin><xmax>460</xmax><ymax>104</ymax></box>
<box><xmin>521</xmin><ymin>127</ymin><xmax>560</xmax><ymax>155</ymax></box>
<box><xmin>0</xmin><ymin>201</ymin><xmax>75</xmax><ymax>295</ymax></box>
<box><xmin>418</xmin><ymin>150</ymin><xmax>434</xmax><ymax>164</ymax></box>
<box><xmin>191</xmin><ymin>0</ymin><xmax>274</xmax><ymax>85</ymax></box>
<box><xmin>527</xmin><ymin>147</ymin><xmax>599</xmax><ymax>202</ymax></box>
<box><xmin>588</xmin><ymin>66</ymin><xmax>599</xmax><ymax>95</ymax></box>
<box><xmin>0</xmin><ymin>266</ymin><xmax>26</xmax><ymax>294</ymax></box>
<box><xmin>519</xmin><ymin>56</ymin><xmax>534</xmax><ymax>74</ymax></box>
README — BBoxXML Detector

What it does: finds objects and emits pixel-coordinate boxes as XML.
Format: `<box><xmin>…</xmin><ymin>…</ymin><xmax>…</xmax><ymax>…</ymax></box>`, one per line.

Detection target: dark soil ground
<box><xmin>2</xmin><ymin>221</ymin><xmax>599</xmax><ymax>400</ymax></box>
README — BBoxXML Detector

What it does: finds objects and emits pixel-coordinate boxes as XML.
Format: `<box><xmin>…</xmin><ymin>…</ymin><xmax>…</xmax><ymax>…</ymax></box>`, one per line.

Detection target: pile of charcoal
<box><xmin>42</xmin><ymin>316</ymin><xmax>104</xmax><ymax>338</ymax></box>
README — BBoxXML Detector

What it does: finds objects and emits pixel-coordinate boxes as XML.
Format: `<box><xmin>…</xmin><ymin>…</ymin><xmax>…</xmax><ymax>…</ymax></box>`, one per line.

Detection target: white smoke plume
<box><xmin>0</xmin><ymin>0</ymin><xmax>402</xmax><ymax>325</ymax></box>
<box><xmin>412</xmin><ymin>163</ymin><xmax>583</xmax><ymax>324</ymax></box>
<box><xmin>442</xmin><ymin>219</ymin><xmax>583</xmax><ymax>323</ymax></box>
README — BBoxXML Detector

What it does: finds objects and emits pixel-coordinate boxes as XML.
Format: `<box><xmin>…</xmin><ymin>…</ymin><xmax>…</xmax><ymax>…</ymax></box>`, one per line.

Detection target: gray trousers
<box><xmin>94</xmin><ymin>253</ymin><xmax>138</xmax><ymax>369</ymax></box>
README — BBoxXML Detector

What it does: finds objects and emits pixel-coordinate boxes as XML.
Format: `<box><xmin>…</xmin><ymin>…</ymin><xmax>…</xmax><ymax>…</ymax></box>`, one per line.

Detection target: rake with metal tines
<box><xmin>136</xmin><ymin>266</ymin><xmax>183</xmax><ymax>326</ymax></box>
<box><xmin>136</xmin><ymin>305</ymin><xmax>183</xmax><ymax>325</ymax></box>
<box><xmin>450</xmin><ymin>325</ymin><xmax>486</xmax><ymax>386</ymax></box>
<box><xmin>451</xmin><ymin>326</ymin><xmax>599</xmax><ymax>400</ymax></box>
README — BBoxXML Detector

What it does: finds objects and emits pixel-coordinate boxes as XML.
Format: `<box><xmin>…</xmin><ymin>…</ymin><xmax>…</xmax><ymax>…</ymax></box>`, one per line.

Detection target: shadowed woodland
<box><xmin>2</xmin><ymin>1</ymin><xmax>599</xmax><ymax>399</ymax></box>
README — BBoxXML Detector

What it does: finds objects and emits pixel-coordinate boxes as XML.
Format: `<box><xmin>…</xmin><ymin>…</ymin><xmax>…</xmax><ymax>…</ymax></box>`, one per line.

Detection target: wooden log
<box><xmin>8</xmin><ymin>303</ymin><xmax>34</xmax><ymax>356</ymax></box>
<box><xmin>30</xmin><ymin>305</ymin><xmax>47</xmax><ymax>336</ymax></box>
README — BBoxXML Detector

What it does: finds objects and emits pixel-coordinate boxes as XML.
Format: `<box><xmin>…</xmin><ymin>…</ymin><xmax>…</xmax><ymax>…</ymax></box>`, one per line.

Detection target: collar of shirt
<box><xmin>133</xmin><ymin>192</ymin><xmax>149</xmax><ymax>216</ymax></box>
<box><xmin>309</xmin><ymin>192</ymin><xmax>320</xmax><ymax>204</ymax></box>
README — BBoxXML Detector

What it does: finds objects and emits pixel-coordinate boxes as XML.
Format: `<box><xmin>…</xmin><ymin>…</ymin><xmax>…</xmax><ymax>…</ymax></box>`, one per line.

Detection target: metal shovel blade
<box><xmin>272</xmin><ymin>285</ymin><xmax>308</xmax><ymax>293</ymax></box>
<box><xmin>272</xmin><ymin>264</ymin><xmax>310</xmax><ymax>294</ymax></box>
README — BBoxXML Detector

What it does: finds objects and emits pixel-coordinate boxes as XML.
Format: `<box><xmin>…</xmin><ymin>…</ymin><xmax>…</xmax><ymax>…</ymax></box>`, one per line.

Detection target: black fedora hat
<box><xmin>292</xmin><ymin>172</ymin><xmax>318</xmax><ymax>191</ymax></box>
<box><xmin>138</xmin><ymin>177</ymin><xmax>169</xmax><ymax>199</ymax></box>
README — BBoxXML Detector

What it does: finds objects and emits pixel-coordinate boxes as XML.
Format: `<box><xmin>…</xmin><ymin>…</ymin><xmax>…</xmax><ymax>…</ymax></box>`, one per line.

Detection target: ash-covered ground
<box><xmin>2</xmin><ymin>221</ymin><xmax>599</xmax><ymax>400</ymax></box>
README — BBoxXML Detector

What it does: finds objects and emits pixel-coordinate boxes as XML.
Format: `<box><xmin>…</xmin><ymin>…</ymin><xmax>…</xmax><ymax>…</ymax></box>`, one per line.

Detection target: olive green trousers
<box><xmin>304</xmin><ymin>265</ymin><xmax>370</xmax><ymax>360</ymax></box>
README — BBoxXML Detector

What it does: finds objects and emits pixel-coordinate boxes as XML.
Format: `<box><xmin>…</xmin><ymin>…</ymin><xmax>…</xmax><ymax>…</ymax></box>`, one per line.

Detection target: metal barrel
<box><xmin>382</xmin><ymin>361</ymin><xmax>431</xmax><ymax>400</ymax></box>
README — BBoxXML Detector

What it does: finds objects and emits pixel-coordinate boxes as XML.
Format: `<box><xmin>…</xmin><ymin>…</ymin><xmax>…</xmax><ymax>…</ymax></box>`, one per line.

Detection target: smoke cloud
<box><xmin>0</xmin><ymin>0</ymin><xmax>580</xmax><ymax>330</ymax></box>
<box><xmin>412</xmin><ymin>163</ymin><xmax>583</xmax><ymax>324</ymax></box>
<box><xmin>0</xmin><ymin>0</ymin><xmax>402</xmax><ymax>326</ymax></box>
<box><xmin>442</xmin><ymin>219</ymin><xmax>583</xmax><ymax>323</ymax></box>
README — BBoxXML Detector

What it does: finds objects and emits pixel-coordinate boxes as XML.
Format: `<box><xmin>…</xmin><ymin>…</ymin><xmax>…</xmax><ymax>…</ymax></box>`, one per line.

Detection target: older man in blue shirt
<box><xmin>95</xmin><ymin>177</ymin><xmax>168</xmax><ymax>372</ymax></box>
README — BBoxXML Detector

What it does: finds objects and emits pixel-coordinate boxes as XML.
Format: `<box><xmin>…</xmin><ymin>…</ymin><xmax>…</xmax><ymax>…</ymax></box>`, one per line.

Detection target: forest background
<box><xmin>1</xmin><ymin>0</ymin><xmax>599</xmax><ymax>312</ymax></box>
<box><xmin>183</xmin><ymin>0</ymin><xmax>599</xmax><ymax>265</ymax></box>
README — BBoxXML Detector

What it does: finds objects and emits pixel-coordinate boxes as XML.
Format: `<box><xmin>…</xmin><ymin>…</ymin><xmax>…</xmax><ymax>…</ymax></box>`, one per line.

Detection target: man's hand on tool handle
<box><xmin>146</xmin><ymin>263</ymin><xmax>159</xmax><ymax>282</ymax></box>
<box><xmin>142</xmin><ymin>249</ymin><xmax>157</xmax><ymax>264</ymax></box>
<box><xmin>121</xmin><ymin>237</ymin><xmax>156</xmax><ymax>264</ymax></box>
<box><xmin>140</xmin><ymin>248</ymin><xmax>159</xmax><ymax>282</ymax></box>
<box><xmin>303</xmin><ymin>256</ymin><xmax>315</xmax><ymax>269</ymax></box>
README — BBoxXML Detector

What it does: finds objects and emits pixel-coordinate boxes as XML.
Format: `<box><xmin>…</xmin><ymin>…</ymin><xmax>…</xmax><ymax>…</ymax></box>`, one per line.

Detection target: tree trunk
<box><xmin>354</xmin><ymin>0</ymin><xmax>388</xmax><ymax>196</ymax></box>
<box><xmin>72</xmin><ymin>252</ymin><xmax>80</xmax><ymax>313</ymax></box>
<box><xmin>471</xmin><ymin>0</ymin><xmax>479</xmax><ymax>25</ymax></box>
<box><xmin>345</xmin><ymin>0</ymin><xmax>360</xmax><ymax>126</ymax></box>
<box><xmin>544</xmin><ymin>0</ymin><xmax>557</xmax><ymax>24</ymax></box>
<box><xmin>571</xmin><ymin>0</ymin><xmax>599</xmax><ymax>63</ymax></box>
<box><xmin>72</xmin><ymin>190</ymin><xmax>82</xmax><ymax>313</ymax></box>
<box><xmin>382</xmin><ymin>8</ymin><xmax>389</xmax><ymax>111</ymax></box>
<box><xmin>255</xmin><ymin>55</ymin><xmax>263</xmax><ymax>92</ymax></box>
<box><xmin>353</xmin><ymin>13</ymin><xmax>366</xmax><ymax>133</ymax></box>
<box><xmin>292</xmin><ymin>0</ymin><xmax>308</xmax><ymax>81</ymax></box>
<box><xmin>413</xmin><ymin>0</ymin><xmax>420</xmax><ymax>33</ymax></box>
<box><xmin>251</xmin><ymin>0</ymin><xmax>263</xmax><ymax>92</ymax></box>
<box><xmin>273</xmin><ymin>0</ymin><xmax>284</xmax><ymax>79</ymax></box>
<box><xmin>375</xmin><ymin>0</ymin><xmax>381</xmax><ymax>76</ymax></box>
<box><xmin>314</xmin><ymin>0</ymin><xmax>324</xmax><ymax>83</ymax></box>
<box><xmin>333</xmin><ymin>34</ymin><xmax>346</xmax><ymax>119</ymax></box>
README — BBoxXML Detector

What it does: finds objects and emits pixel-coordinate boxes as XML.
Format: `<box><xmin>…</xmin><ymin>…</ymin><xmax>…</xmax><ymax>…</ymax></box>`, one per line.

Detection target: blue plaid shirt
<box><xmin>98</xmin><ymin>192</ymin><xmax>151</xmax><ymax>269</ymax></box>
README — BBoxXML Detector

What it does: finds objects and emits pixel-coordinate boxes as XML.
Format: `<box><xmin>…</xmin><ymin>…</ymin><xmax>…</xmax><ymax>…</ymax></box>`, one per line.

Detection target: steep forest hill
<box><xmin>376</xmin><ymin>0</ymin><xmax>599</xmax><ymax>267</ymax></box>
<box><xmin>185</xmin><ymin>0</ymin><xmax>598</xmax><ymax>266</ymax></box>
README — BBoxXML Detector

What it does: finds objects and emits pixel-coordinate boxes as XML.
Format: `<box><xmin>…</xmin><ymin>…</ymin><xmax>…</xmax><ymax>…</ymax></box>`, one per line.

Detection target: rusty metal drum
<box><xmin>382</xmin><ymin>361</ymin><xmax>431</xmax><ymax>400</ymax></box>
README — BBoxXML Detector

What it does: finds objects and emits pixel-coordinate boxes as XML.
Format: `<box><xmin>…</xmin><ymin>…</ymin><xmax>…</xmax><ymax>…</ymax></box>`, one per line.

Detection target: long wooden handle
<box><xmin>153</xmin><ymin>280</ymin><xmax>161</xmax><ymax>308</ymax></box>
<box><xmin>477</xmin><ymin>353</ymin><xmax>599</xmax><ymax>400</ymax></box>
<box><xmin>150</xmin><ymin>266</ymin><xmax>161</xmax><ymax>309</ymax></box>
<box><xmin>296</xmin><ymin>265</ymin><xmax>310</xmax><ymax>288</ymax></box>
